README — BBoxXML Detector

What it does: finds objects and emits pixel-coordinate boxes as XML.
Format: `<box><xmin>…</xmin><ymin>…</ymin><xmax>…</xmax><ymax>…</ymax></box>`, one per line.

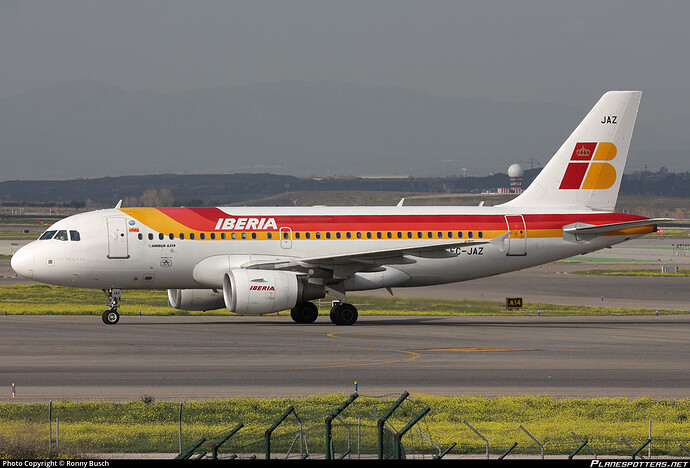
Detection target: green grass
<box><xmin>1</xmin><ymin>396</ymin><xmax>688</xmax><ymax>456</ymax></box>
<box><xmin>0</xmin><ymin>284</ymin><xmax>686</xmax><ymax>317</ymax></box>
<box><xmin>571</xmin><ymin>269</ymin><xmax>690</xmax><ymax>277</ymax></box>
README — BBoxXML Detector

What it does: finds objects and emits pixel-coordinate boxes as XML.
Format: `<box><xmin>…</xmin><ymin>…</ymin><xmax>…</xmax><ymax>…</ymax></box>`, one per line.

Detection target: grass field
<box><xmin>0</xmin><ymin>284</ymin><xmax>684</xmax><ymax>317</ymax></box>
<box><xmin>571</xmin><ymin>269</ymin><xmax>690</xmax><ymax>277</ymax></box>
<box><xmin>1</xmin><ymin>396</ymin><xmax>689</xmax><ymax>457</ymax></box>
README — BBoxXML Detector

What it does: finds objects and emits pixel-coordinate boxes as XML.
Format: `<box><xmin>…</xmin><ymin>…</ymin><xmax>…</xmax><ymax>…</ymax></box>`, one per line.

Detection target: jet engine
<box><xmin>223</xmin><ymin>269</ymin><xmax>325</xmax><ymax>315</ymax></box>
<box><xmin>167</xmin><ymin>288</ymin><xmax>226</xmax><ymax>311</ymax></box>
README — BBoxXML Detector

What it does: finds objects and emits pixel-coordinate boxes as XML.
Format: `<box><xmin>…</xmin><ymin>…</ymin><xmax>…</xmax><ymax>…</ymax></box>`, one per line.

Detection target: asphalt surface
<box><xmin>1</xmin><ymin>314</ymin><xmax>689</xmax><ymax>402</ymax></box>
<box><xmin>1</xmin><ymin>236</ymin><xmax>688</xmax><ymax>402</ymax></box>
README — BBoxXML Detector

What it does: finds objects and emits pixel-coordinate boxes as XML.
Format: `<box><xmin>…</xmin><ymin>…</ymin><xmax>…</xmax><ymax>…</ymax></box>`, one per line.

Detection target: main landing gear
<box><xmin>101</xmin><ymin>288</ymin><xmax>121</xmax><ymax>325</ymax></box>
<box><xmin>330</xmin><ymin>301</ymin><xmax>358</xmax><ymax>326</ymax></box>
<box><xmin>288</xmin><ymin>301</ymin><xmax>359</xmax><ymax>325</ymax></box>
<box><xmin>289</xmin><ymin>301</ymin><xmax>359</xmax><ymax>325</ymax></box>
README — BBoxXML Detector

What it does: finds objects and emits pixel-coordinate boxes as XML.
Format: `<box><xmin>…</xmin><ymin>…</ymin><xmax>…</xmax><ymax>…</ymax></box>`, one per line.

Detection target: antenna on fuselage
<box><xmin>115</xmin><ymin>200</ymin><xmax>122</xmax><ymax>209</ymax></box>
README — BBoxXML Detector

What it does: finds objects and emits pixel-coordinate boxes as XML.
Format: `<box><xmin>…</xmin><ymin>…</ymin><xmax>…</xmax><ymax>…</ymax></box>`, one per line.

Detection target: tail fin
<box><xmin>500</xmin><ymin>91</ymin><xmax>641</xmax><ymax>211</ymax></box>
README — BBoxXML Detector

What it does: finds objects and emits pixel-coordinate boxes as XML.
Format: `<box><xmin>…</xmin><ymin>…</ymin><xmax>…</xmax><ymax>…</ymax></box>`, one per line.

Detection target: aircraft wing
<box><xmin>243</xmin><ymin>232</ymin><xmax>510</xmax><ymax>273</ymax></box>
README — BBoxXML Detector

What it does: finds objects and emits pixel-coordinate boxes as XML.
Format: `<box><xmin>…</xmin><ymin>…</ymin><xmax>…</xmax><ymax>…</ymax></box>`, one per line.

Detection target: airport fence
<box><xmin>2</xmin><ymin>393</ymin><xmax>689</xmax><ymax>460</ymax></box>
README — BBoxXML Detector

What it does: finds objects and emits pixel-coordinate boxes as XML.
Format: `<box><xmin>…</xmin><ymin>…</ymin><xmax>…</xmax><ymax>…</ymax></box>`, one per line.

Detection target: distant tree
<box><xmin>139</xmin><ymin>188</ymin><xmax>175</xmax><ymax>207</ymax></box>
<box><xmin>122</xmin><ymin>196</ymin><xmax>140</xmax><ymax>207</ymax></box>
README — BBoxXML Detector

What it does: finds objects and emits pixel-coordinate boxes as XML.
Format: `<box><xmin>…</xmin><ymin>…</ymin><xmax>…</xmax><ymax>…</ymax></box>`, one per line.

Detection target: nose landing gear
<box><xmin>101</xmin><ymin>288</ymin><xmax>122</xmax><ymax>325</ymax></box>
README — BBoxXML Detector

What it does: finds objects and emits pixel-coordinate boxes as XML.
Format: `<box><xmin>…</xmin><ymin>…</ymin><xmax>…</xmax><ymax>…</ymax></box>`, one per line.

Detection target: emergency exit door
<box><xmin>505</xmin><ymin>215</ymin><xmax>527</xmax><ymax>256</ymax></box>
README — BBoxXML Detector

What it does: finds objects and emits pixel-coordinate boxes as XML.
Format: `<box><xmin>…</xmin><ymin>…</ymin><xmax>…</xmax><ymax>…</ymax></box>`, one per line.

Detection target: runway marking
<box><xmin>425</xmin><ymin>347</ymin><xmax>537</xmax><ymax>352</ymax></box>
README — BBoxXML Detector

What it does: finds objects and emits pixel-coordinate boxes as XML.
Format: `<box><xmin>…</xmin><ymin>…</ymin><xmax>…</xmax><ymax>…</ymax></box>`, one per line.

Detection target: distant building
<box><xmin>497</xmin><ymin>163</ymin><xmax>524</xmax><ymax>194</ymax></box>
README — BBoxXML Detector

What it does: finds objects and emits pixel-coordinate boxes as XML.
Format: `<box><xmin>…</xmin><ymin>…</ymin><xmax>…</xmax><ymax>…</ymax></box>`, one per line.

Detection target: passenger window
<box><xmin>39</xmin><ymin>230</ymin><xmax>57</xmax><ymax>240</ymax></box>
<box><xmin>55</xmin><ymin>230</ymin><xmax>69</xmax><ymax>241</ymax></box>
<box><xmin>148</xmin><ymin>233</ymin><xmax>154</xmax><ymax>240</ymax></box>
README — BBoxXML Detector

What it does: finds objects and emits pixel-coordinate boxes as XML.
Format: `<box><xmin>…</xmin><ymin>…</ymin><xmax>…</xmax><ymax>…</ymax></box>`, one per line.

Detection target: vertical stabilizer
<box><xmin>500</xmin><ymin>91</ymin><xmax>641</xmax><ymax>211</ymax></box>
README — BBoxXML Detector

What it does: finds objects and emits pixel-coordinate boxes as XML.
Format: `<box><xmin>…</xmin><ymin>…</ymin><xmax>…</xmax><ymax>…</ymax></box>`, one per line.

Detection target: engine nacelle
<box><xmin>168</xmin><ymin>288</ymin><xmax>226</xmax><ymax>311</ymax></box>
<box><xmin>223</xmin><ymin>269</ymin><xmax>324</xmax><ymax>315</ymax></box>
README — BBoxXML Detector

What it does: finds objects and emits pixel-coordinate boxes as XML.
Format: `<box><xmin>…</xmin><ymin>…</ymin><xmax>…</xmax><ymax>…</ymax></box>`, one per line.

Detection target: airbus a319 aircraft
<box><xmin>11</xmin><ymin>91</ymin><xmax>664</xmax><ymax>326</ymax></box>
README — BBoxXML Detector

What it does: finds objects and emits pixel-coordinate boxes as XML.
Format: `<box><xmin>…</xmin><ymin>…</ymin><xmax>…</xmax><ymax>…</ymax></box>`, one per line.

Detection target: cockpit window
<box><xmin>54</xmin><ymin>230</ymin><xmax>69</xmax><ymax>241</ymax></box>
<box><xmin>39</xmin><ymin>230</ymin><xmax>57</xmax><ymax>240</ymax></box>
<box><xmin>69</xmin><ymin>230</ymin><xmax>81</xmax><ymax>241</ymax></box>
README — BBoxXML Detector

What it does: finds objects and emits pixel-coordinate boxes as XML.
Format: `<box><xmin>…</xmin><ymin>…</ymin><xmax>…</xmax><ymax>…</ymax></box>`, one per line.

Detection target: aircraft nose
<box><xmin>11</xmin><ymin>245</ymin><xmax>34</xmax><ymax>279</ymax></box>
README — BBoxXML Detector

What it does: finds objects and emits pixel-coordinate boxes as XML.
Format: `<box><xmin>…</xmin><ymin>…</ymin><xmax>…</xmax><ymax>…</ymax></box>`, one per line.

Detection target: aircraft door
<box><xmin>107</xmin><ymin>217</ymin><xmax>130</xmax><ymax>259</ymax></box>
<box><xmin>505</xmin><ymin>215</ymin><xmax>527</xmax><ymax>256</ymax></box>
<box><xmin>280</xmin><ymin>227</ymin><xmax>292</xmax><ymax>249</ymax></box>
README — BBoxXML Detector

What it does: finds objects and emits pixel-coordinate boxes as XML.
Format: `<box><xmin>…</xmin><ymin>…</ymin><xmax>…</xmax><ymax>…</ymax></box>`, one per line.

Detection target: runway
<box><xmin>1</xmin><ymin>236</ymin><xmax>688</xmax><ymax>402</ymax></box>
<box><xmin>2</xmin><ymin>314</ymin><xmax>689</xmax><ymax>402</ymax></box>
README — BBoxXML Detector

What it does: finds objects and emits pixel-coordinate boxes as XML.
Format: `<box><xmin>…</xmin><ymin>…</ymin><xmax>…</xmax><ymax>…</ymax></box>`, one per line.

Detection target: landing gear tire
<box><xmin>290</xmin><ymin>302</ymin><xmax>319</xmax><ymax>324</ymax></box>
<box><xmin>330</xmin><ymin>302</ymin><xmax>358</xmax><ymax>326</ymax></box>
<box><xmin>102</xmin><ymin>309</ymin><xmax>120</xmax><ymax>325</ymax></box>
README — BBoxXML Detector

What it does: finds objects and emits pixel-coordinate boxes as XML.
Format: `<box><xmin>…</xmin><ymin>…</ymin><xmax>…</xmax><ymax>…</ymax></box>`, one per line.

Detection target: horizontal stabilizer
<box><xmin>563</xmin><ymin>218</ymin><xmax>669</xmax><ymax>236</ymax></box>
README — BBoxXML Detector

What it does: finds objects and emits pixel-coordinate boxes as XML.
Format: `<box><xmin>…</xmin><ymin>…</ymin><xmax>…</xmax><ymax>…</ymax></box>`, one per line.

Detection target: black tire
<box><xmin>290</xmin><ymin>302</ymin><xmax>319</xmax><ymax>324</ymax></box>
<box><xmin>329</xmin><ymin>303</ymin><xmax>358</xmax><ymax>326</ymax></box>
<box><xmin>102</xmin><ymin>309</ymin><xmax>120</xmax><ymax>325</ymax></box>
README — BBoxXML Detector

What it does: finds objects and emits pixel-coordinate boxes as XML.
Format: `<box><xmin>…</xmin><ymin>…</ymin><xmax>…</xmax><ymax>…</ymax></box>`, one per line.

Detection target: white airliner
<box><xmin>11</xmin><ymin>91</ymin><xmax>664</xmax><ymax>326</ymax></box>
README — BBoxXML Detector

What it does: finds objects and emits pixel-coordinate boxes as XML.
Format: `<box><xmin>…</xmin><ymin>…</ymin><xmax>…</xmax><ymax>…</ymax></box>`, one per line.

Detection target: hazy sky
<box><xmin>1</xmin><ymin>1</ymin><xmax>689</xmax><ymax>121</ymax></box>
